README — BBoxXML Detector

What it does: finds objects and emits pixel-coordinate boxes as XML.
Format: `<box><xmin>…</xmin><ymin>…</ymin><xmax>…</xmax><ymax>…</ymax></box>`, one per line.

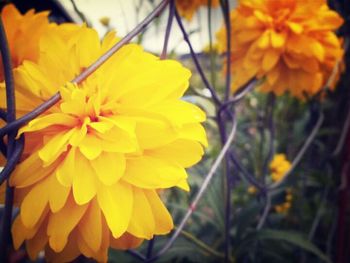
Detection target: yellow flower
<box><xmin>176</xmin><ymin>0</ymin><xmax>220</xmax><ymax>21</ymax></box>
<box><xmin>247</xmin><ymin>186</ymin><xmax>257</xmax><ymax>194</ymax></box>
<box><xmin>99</xmin><ymin>16</ymin><xmax>110</xmax><ymax>27</ymax></box>
<box><xmin>216</xmin><ymin>0</ymin><xmax>344</xmax><ymax>99</ymax></box>
<box><xmin>274</xmin><ymin>189</ymin><xmax>293</xmax><ymax>214</ymax></box>
<box><xmin>202</xmin><ymin>42</ymin><xmax>220</xmax><ymax>53</ymax></box>
<box><xmin>0</xmin><ymin>4</ymin><xmax>50</xmax><ymax>81</ymax></box>
<box><xmin>270</xmin><ymin>153</ymin><xmax>291</xmax><ymax>183</ymax></box>
<box><xmin>3</xmin><ymin>26</ymin><xmax>207</xmax><ymax>262</ymax></box>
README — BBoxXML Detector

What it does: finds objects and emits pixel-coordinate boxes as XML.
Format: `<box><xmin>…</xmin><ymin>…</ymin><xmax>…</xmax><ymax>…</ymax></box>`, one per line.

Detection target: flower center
<box><xmin>272</xmin><ymin>9</ymin><xmax>292</xmax><ymax>32</ymax></box>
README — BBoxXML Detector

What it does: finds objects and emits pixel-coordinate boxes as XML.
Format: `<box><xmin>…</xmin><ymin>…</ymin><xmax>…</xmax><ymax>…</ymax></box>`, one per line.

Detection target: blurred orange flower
<box><xmin>217</xmin><ymin>0</ymin><xmax>344</xmax><ymax>99</ymax></box>
<box><xmin>176</xmin><ymin>0</ymin><xmax>219</xmax><ymax>21</ymax></box>
<box><xmin>0</xmin><ymin>4</ymin><xmax>50</xmax><ymax>81</ymax></box>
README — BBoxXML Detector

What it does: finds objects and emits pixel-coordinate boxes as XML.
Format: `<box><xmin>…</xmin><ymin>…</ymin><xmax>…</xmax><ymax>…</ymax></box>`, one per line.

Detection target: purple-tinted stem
<box><xmin>220</xmin><ymin>0</ymin><xmax>231</xmax><ymax>101</ymax></box>
<box><xmin>0</xmin><ymin>136</ymin><xmax>24</xmax><ymax>185</ymax></box>
<box><xmin>0</xmin><ymin>0</ymin><xmax>170</xmax><ymax>139</ymax></box>
<box><xmin>217</xmin><ymin>109</ymin><xmax>235</xmax><ymax>262</ymax></box>
<box><xmin>256</xmin><ymin>192</ymin><xmax>271</xmax><ymax>230</ymax></box>
<box><xmin>145</xmin><ymin>237</ymin><xmax>155</xmax><ymax>260</ymax></box>
<box><xmin>174</xmin><ymin>9</ymin><xmax>222</xmax><ymax>106</ymax></box>
<box><xmin>229</xmin><ymin>150</ymin><xmax>265</xmax><ymax>192</ymax></box>
<box><xmin>218</xmin><ymin>79</ymin><xmax>256</xmax><ymax>116</ymax></box>
<box><xmin>160</xmin><ymin>0</ymin><xmax>175</xmax><ymax>59</ymax></box>
<box><xmin>0</xmin><ymin>16</ymin><xmax>16</xmax><ymax>261</ymax></box>
<box><xmin>0</xmin><ymin>93</ymin><xmax>61</xmax><ymax>139</ymax></box>
<box><xmin>127</xmin><ymin>249</ymin><xmax>146</xmax><ymax>261</ymax></box>
<box><xmin>262</xmin><ymin>93</ymin><xmax>275</xmax><ymax>181</ymax></box>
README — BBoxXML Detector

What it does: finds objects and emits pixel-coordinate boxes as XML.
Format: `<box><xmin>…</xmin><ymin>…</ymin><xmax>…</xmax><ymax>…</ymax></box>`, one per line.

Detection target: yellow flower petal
<box><xmin>78</xmin><ymin>199</ymin><xmax>102</xmax><ymax>252</ymax></box>
<box><xmin>56</xmin><ymin>147</ymin><xmax>76</xmax><ymax>187</ymax></box>
<box><xmin>72</xmin><ymin>151</ymin><xmax>97</xmax><ymax>205</ymax></box>
<box><xmin>97</xmin><ymin>182</ymin><xmax>133</xmax><ymax>238</ymax></box>
<box><xmin>127</xmin><ymin>188</ymin><xmax>155</xmax><ymax>239</ymax></box>
<box><xmin>38</xmin><ymin>129</ymin><xmax>74</xmax><ymax>166</ymax></box>
<box><xmin>123</xmin><ymin>156</ymin><xmax>187</xmax><ymax>189</ymax></box>
<box><xmin>91</xmin><ymin>152</ymin><xmax>125</xmax><ymax>185</ymax></box>
<box><xmin>145</xmin><ymin>190</ymin><xmax>174</xmax><ymax>235</ymax></box>
<box><xmin>20</xmin><ymin>180</ymin><xmax>49</xmax><ymax>228</ymax></box>
<box><xmin>47</xmin><ymin>196</ymin><xmax>88</xmax><ymax>252</ymax></box>
<box><xmin>147</xmin><ymin>139</ymin><xmax>204</xmax><ymax>168</ymax></box>
<box><xmin>79</xmin><ymin>134</ymin><xmax>102</xmax><ymax>160</ymax></box>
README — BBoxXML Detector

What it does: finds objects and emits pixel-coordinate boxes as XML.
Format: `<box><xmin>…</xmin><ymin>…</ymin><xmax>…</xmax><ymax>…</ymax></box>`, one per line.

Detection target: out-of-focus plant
<box><xmin>0</xmin><ymin>0</ymin><xmax>349</xmax><ymax>263</ymax></box>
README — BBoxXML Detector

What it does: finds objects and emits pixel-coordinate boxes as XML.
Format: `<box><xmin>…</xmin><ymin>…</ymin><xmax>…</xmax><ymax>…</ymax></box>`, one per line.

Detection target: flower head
<box><xmin>270</xmin><ymin>153</ymin><xmax>291</xmax><ymax>182</ymax></box>
<box><xmin>0</xmin><ymin>4</ymin><xmax>50</xmax><ymax>81</ymax></box>
<box><xmin>216</xmin><ymin>0</ymin><xmax>344</xmax><ymax>99</ymax></box>
<box><xmin>274</xmin><ymin>188</ymin><xmax>293</xmax><ymax>214</ymax></box>
<box><xmin>4</xmin><ymin>26</ymin><xmax>207</xmax><ymax>262</ymax></box>
<box><xmin>176</xmin><ymin>0</ymin><xmax>219</xmax><ymax>21</ymax></box>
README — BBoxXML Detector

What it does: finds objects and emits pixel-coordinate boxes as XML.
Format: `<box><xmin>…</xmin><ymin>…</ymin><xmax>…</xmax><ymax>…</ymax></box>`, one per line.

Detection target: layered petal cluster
<box><xmin>216</xmin><ymin>0</ymin><xmax>344</xmax><ymax>99</ymax></box>
<box><xmin>0</xmin><ymin>4</ymin><xmax>50</xmax><ymax>81</ymax></box>
<box><xmin>2</xmin><ymin>25</ymin><xmax>207</xmax><ymax>261</ymax></box>
<box><xmin>270</xmin><ymin>153</ymin><xmax>291</xmax><ymax>182</ymax></box>
<box><xmin>176</xmin><ymin>0</ymin><xmax>219</xmax><ymax>21</ymax></box>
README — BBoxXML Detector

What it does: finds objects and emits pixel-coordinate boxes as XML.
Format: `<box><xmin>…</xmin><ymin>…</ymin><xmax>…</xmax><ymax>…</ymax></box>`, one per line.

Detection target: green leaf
<box><xmin>256</xmin><ymin>229</ymin><xmax>332</xmax><ymax>263</ymax></box>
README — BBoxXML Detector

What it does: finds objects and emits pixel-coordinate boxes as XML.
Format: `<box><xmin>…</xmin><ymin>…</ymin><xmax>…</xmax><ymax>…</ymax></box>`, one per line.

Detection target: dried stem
<box><xmin>0</xmin><ymin>16</ymin><xmax>17</xmax><ymax>261</ymax></box>
<box><xmin>174</xmin><ymin>8</ymin><xmax>221</xmax><ymax>106</ymax></box>
<box><xmin>229</xmin><ymin>150</ymin><xmax>264</xmax><ymax>191</ymax></box>
<box><xmin>160</xmin><ymin>0</ymin><xmax>175</xmax><ymax>59</ymax></box>
<box><xmin>256</xmin><ymin>192</ymin><xmax>271</xmax><ymax>230</ymax></box>
<box><xmin>145</xmin><ymin>237</ymin><xmax>155</xmax><ymax>260</ymax></box>
<box><xmin>261</xmin><ymin>93</ymin><xmax>275</xmax><ymax>180</ymax></box>
<box><xmin>269</xmin><ymin>111</ymin><xmax>324</xmax><ymax>190</ymax></box>
<box><xmin>220</xmin><ymin>0</ymin><xmax>231</xmax><ymax>101</ymax></box>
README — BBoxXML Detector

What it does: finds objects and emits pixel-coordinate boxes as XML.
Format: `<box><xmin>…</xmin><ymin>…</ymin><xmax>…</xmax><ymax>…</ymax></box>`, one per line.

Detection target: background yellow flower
<box><xmin>0</xmin><ymin>4</ymin><xmax>49</xmax><ymax>81</ymax></box>
<box><xmin>216</xmin><ymin>0</ymin><xmax>344</xmax><ymax>99</ymax></box>
<box><xmin>176</xmin><ymin>0</ymin><xmax>220</xmax><ymax>21</ymax></box>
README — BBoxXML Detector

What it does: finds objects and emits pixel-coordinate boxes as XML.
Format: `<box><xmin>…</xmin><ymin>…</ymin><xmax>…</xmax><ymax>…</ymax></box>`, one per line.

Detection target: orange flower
<box><xmin>176</xmin><ymin>0</ymin><xmax>220</xmax><ymax>21</ymax></box>
<box><xmin>0</xmin><ymin>4</ymin><xmax>50</xmax><ymax>81</ymax></box>
<box><xmin>217</xmin><ymin>0</ymin><xmax>344</xmax><ymax>99</ymax></box>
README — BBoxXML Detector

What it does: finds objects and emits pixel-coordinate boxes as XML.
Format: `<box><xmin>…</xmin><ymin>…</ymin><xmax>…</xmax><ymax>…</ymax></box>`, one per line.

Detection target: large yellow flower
<box><xmin>216</xmin><ymin>0</ymin><xmax>344</xmax><ymax>99</ymax></box>
<box><xmin>2</xmin><ymin>26</ymin><xmax>207</xmax><ymax>262</ymax></box>
<box><xmin>176</xmin><ymin>0</ymin><xmax>219</xmax><ymax>21</ymax></box>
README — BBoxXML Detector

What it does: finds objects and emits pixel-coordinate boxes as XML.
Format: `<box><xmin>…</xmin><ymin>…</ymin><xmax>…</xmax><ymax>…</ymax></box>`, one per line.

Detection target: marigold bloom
<box><xmin>2</xmin><ymin>26</ymin><xmax>207</xmax><ymax>262</ymax></box>
<box><xmin>270</xmin><ymin>153</ymin><xmax>291</xmax><ymax>182</ymax></box>
<box><xmin>274</xmin><ymin>189</ymin><xmax>293</xmax><ymax>214</ymax></box>
<box><xmin>176</xmin><ymin>0</ymin><xmax>219</xmax><ymax>21</ymax></box>
<box><xmin>0</xmin><ymin>4</ymin><xmax>50</xmax><ymax>81</ymax></box>
<box><xmin>216</xmin><ymin>0</ymin><xmax>344</xmax><ymax>99</ymax></box>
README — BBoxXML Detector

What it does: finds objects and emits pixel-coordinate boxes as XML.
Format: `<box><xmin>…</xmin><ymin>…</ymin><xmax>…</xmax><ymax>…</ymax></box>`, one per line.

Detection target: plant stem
<box><xmin>262</xmin><ymin>93</ymin><xmax>275</xmax><ymax>180</ymax></box>
<box><xmin>180</xmin><ymin>229</ymin><xmax>229</xmax><ymax>260</ymax></box>
<box><xmin>269</xmin><ymin>111</ymin><xmax>324</xmax><ymax>190</ymax></box>
<box><xmin>160</xmin><ymin>0</ymin><xmax>175</xmax><ymax>59</ymax></box>
<box><xmin>220</xmin><ymin>0</ymin><xmax>231</xmax><ymax>101</ymax></box>
<box><xmin>146</xmin><ymin>237</ymin><xmax>155</xmax><ymax>260</ymax></box>
<box><xmin>207</xmin><ymin>1</ymin><xmax>216</xmax><ymax>88</ymax></box>
<box><xmin>0</xmin><ymin>16</ymin><xmax>16</xmax><ymax>261</ymax></box>
<box><xmin>174</xmin><ymin>8</ymin><xmax>221</xmax><ymax>106</ymax></box>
